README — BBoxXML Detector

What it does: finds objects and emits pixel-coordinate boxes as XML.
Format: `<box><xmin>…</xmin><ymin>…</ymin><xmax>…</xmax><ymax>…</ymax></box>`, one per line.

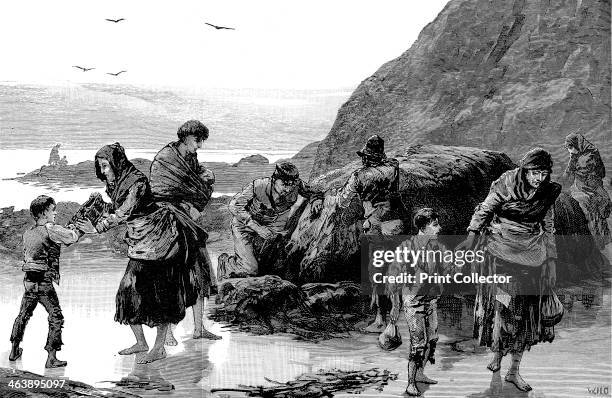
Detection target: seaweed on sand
<box><xmin>211</xmin><ymin>367</ymin><xmax>398</xmax><ymax>397</ymax></box>
<box><xmin>210</xmin><ymin>276</ymin><xmax>370</xmax><ymax>340</ymax></box>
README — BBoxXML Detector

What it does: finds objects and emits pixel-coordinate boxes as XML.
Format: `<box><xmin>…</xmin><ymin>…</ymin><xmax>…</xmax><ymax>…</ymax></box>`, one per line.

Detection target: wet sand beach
<box><xmin>0</xmin><ymin>241</ymin><xmax>610</xmax><ymax>398</ymax></box>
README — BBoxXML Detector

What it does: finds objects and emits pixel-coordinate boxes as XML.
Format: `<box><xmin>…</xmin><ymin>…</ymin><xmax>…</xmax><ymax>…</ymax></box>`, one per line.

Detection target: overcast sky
<box><xmin>0</xmin><ymin>1</ymin><xmax>448</xmax><ymax>89</ymax></box>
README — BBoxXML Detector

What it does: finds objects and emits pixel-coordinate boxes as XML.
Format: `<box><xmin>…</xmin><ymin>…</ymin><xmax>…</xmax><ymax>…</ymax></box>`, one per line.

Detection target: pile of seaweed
<box><xmin>210</xmin><ymin>276</ymin><xmax>370</xmax><ymax>340</ymax></box>
<box><xmin>103</xmin><ymin>377</ymin><xmax>174</xmax><ymax>393</ymax></box>
<box><xmin>211</xmin><ymin>368</ymin><xmax>398</xmax><ymax>397</ymax></box>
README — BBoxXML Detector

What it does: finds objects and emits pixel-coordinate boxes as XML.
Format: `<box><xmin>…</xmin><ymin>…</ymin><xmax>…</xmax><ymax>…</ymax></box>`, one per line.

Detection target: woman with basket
<box><xmin>459</xmin><ymin>148</ymin><xmax>564</xmax><ymax>392</ymax></box>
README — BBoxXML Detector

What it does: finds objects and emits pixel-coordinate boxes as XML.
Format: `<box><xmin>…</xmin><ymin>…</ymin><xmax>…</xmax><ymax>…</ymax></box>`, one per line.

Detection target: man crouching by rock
<box><xmin>217</xmin><ymin>162</ymin><xmax>323</xmax><ymax>280</ymax></box>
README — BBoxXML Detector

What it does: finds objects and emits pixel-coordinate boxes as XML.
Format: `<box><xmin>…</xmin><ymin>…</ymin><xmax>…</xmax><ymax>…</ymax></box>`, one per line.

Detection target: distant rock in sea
<box><xmin>232</xmin><ymin>154</ymin><xmax>269</xmax><ymax>167</ymax></box>
<box><xmin>310</xmin><ymin>0</ymin><xmax>611</xmax><ymax>177</ymax></box>
<box><xmin>14</xmin><ymin>158</ymin><xmax>152</xmax><ymax>189</ymax></box>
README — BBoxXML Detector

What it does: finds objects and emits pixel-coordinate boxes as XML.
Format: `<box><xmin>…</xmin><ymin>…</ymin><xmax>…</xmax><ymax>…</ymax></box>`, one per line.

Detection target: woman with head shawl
<box><xmin>459</xmin><ymin>148</ymin><xmax>561</xmax><ymax>392</ymax></box>
<box><xmin>79</xmin><ymin>143</ymin><xmax>200</xmax><ymax>364</ymax></box>
<box><xmin>562</xmin><ymin>133</ymin><xmax>611</xmax><ymax>249</ymax></box>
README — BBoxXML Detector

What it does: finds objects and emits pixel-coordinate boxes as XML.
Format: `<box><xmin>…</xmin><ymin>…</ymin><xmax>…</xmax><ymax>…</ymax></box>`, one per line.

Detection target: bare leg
<box><xmin>193</xmin><ymin>297</ymin><xmax>221</xmax><ymax>340</ymax></box>
<box><xmin>406</xmin><ymin>359</ymin><xmax>421</xmax><ymax>396</ymax></box>
<box><xmin>138</xmin><ymin>324</ymin><xmax>168</xmax><ymax>364</ymax></box>
<box><xmin>487</xmin><ymin>351</ymin><xmax>502</xmax><ymax>372</ymax></box>
<box><xmin>119</xmin><ymin>325</ymin><xmax>149</xmax><ymax>355</ymax></box>
<box><xmin>505</xmin><ymin>351</ymin><xmax>532</xmax><ymax>391</ymax></box>
<box><xmin>45</xmin><ymin>349</ymin><xmax>67</xmax><ymax>368</ymax></box>
<box><xmin>165</xmin><ymin>324</ymin><xmax>178</xmax><ymax>346</ymax></box>
<box><xmin>364</xmin><ymin>293</ymin><xmax>386</xmax><ymax>333</ymax></box>
<box><xmin>416</xmin><ymin>341</ymin><xmax>438</xmax><ymax>384</ymax></box>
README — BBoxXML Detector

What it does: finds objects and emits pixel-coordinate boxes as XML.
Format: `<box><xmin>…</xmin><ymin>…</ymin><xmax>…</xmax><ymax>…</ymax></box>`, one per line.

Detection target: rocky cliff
<box><xmin>311</xmin><ymin>0</ymin><xmax>611</xmax><ymax>177</ymax></box>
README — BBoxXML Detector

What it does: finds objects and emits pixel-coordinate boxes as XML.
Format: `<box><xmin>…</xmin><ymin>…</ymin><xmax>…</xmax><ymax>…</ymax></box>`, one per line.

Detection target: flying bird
<box><xmin>204</xmin><ymin>22</ymin><xmax>235</xmax><ymax>30</ymax></box>
<box><xmin>105</xmin><ymin>18</ymin><xmax>125</xmax><ymax>23</ymax></box>
<box><xmin>72</xmin><ymin>66</ymin><xmax>95</xmax><ymax>72</ymax></box>
<box><xmin>107</xmin><ymin>70</ymin><xmax>127</xmax><ymax>76</ymax></box>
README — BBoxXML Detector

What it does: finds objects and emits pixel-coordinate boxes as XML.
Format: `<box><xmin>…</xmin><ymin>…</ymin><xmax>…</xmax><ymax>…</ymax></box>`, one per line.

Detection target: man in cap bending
<box><xmin>217</xmin><ymin>161</ymin><xmax>323</xmax><ymax>280</ymax></box>
<box><xmin>337</xmin><ymin>134</ymin><xmax>405</xmax><ymax>332</ymax></box>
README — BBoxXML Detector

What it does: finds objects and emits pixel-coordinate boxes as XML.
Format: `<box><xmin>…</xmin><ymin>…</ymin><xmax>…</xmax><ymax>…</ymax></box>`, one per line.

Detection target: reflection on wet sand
<box><xmin>0</xmin><ymin>245</ymin><xmax>610</xmax><ymax>398</ymax></box>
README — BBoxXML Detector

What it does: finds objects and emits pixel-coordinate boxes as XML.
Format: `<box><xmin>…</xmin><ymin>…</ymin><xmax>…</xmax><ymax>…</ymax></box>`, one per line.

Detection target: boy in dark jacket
<box><xmin>9</xmin><ymin>195</ymin><xmax>80</xmax><ymax>368</ymax></box>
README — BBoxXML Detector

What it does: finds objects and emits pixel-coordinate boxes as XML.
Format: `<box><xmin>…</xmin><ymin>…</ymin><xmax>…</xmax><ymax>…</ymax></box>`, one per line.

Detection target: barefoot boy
<box><xmin>9</xmin><ymin>195</ymin><xmax>80</xmax><ymax>368</ymax></box>
<box><xmin>387</xmin><ymin>208</ymin><xmax>452</xmax><ymax>396</ymax></box>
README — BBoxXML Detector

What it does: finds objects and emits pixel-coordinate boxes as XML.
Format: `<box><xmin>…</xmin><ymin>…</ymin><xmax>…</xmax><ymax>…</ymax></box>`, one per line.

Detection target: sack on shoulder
<box><xmin>541</xmin><ymin>290</ymin><xmax>564</xmax><ymax>327</ymax></box>
<box><xmin>378</xmin><ymin>322</ymin><xmax>402</xmax><ymax>351</ymax></box>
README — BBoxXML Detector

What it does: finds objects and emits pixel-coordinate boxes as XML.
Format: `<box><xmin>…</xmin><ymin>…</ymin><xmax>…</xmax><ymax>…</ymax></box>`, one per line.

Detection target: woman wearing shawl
<box><xmin>80</xmin><ymin>143</ymin><xmax>199</xmax><ymax>364</ymax></box>
<box><xmin>459</xmin><ymin>148</ymin><xmax>561</xmax><ymax>392</ymax></box>
<box><xmin>562</xmin><ymin>133</ymin><xmax>611</xmax><ymax>250</ymax></box>
<box><xmin>149</xmin><ymin>120</ymin><xmax>220</xmax><ymax>341</ymax></box>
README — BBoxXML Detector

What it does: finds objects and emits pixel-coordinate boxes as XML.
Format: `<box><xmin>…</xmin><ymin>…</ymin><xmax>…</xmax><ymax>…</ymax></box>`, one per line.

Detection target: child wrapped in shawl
<box><xmin>562</xmin><ymin>133</ymin><xmax>611</xmax><ymax>249</ymax></box>
<box><xmin>461</xmin><ymin>148</ymin><xmax>561</xmax><ymax>392</ymax></box>
<box><xmin>149</xmin><ymin>120</ymin><xmax>220</xmax><ymax>341</ymax></box>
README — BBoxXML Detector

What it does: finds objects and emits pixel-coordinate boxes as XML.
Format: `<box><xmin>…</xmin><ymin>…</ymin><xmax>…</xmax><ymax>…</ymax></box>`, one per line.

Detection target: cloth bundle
<box><xmin>378</xmin><ymin>322</ymin><xmax>402</xmax><ymax>351</ymax></box>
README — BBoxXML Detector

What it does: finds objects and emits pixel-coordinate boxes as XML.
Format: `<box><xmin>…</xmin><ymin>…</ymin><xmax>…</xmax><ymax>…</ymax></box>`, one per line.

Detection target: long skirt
<box><xmin>115</xmin><ymin>256</ymin><xmax>199</xmax><ymax>328</ymax></box>
<box><xmin>473</xmin><ymin>256</ymin><xmax>554</xmax><ymax>356</ymax></box>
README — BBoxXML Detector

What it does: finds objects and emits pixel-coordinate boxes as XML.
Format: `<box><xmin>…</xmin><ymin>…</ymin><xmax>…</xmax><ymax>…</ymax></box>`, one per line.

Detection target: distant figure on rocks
<box><xmin>48</xmin><ymin>144</ymin><xmax>61</xmax><ymax>166</ymax></box>
<box><xmin>336</xmin><ymin>134</ymin><xmax>405</xmax><ymax>333</ymax></box>
<box><xmin>149</xmin><ymin>120</ymin><xmax>220</xmax><ymax>342</ymax></box>
<box><xmin>217</xmin><ymin>162</ymin><xmax>323</xmax><ymax>280</ymax></box>
<box><xmin>58</xmin><ymin>156</ymin><xmax>68</xmax><ymax>167</ymax></box>
<box><xmin>562</xmin><ymin>133</ymin><xmax>611</xmax><ymax>252</ymax></box>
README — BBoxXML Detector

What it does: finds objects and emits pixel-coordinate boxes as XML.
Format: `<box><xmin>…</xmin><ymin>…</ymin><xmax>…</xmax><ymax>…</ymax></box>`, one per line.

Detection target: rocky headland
<box><xmin>310</xmin><ymin>0</ymin><xmax>611</xmax><ymax>178</ymax></box>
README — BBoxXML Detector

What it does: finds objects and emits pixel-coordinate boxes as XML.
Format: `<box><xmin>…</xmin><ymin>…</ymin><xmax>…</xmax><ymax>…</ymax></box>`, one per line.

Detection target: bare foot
<box><xmin>487</xmin><ymin>358</ymin><xmax>501</xmax><ymax>372</ymax></box>
<box><xmin>165</xmin><ymin>332</ymin><xmax>178</xmax><ymax>346</ymax></box>
<box><xmin>137</xmin><ymin>348</ymin><xmax>167</xmax><ymax>364</ymax></box>
<box><xmin>505</xmin><ymin>372</ymin><xmax>532</xmax><ymax>392</ymax></box>
<box><xmin>119</xmin><ymin>343</ymin><xmax>149</xmax><ymax>355</ymax></box>
<box><xmin>45</xmin><ymin>358</ymin><xmax>67</xmax><ymax>368</ymax></box>
<box><xmin>363</xmin><ymin>313</ymin><xmax>386</xmax><ymax>333</ymax></box>
<box><xmin>193</xmin><ymin>329</ymin><xmax>222</xmax><ymax>340</ymax></box>
<box><xmin>415</xmin><ymin>372</ymin><xmax>438</xmax><ymax>384</ymax></box>
<box><xmin>405</xmin><ymin>382</ymin><xmax>421</xmax><ymax>396</ymax></box>
<box><xmin>9</xmin><ymin>347</ymin><xmax>22</xmax><ymax>361</ymax></box>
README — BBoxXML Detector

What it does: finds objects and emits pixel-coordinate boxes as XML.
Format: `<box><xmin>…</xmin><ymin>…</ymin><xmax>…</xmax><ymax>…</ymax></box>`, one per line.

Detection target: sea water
<box><xmin>0</xmin><ymin>149</ymin><xmax>297</xmax><ymax>209</ymax></box>
<box><xmin>0</xmin><ymin>83</ymin><xmax>349</xmax><ymax>209</ymax></box>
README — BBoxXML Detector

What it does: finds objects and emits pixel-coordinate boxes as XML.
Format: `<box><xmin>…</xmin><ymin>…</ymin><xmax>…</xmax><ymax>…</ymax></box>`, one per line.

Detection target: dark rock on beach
<box><xmin>255</xmin><ymin>144</ymin><xmax>606</xmax><ymax>286</ymax></box>
<box><xmin>282</xmin><ymin>144</ymin><xmax>516</xmax><ymax>283</ymax></box>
